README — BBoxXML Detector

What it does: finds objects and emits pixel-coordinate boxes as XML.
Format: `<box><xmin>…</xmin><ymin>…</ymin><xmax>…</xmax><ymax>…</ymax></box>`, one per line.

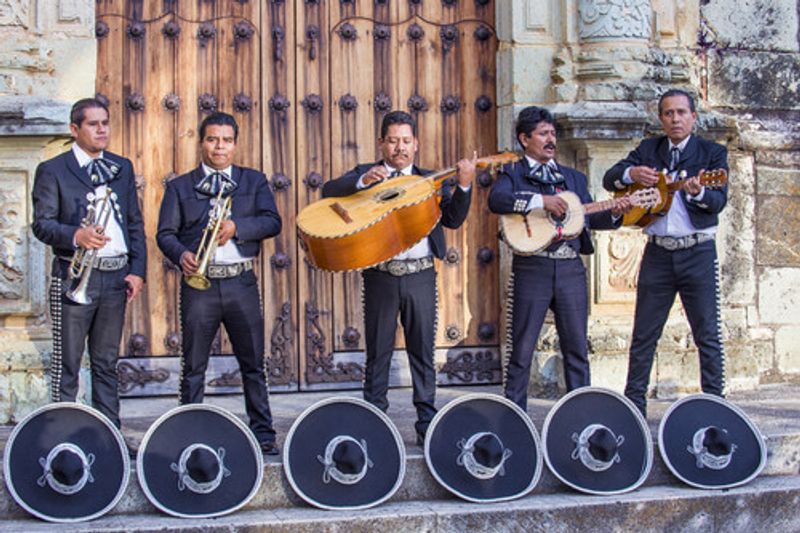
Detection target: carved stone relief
<box><xmin>0</xmin><ymin>169</ymin><xmax>27</xmax><ymax>304</ymax></box>
<box><xmin>0</xmin><ymin>0</ymin><xmax>28</xmax><ymax>28</ymax></box>
<box><xmin>578</xmin><ymin>0</ymin><xmax>652</xmax><ymax>41</ymax></box>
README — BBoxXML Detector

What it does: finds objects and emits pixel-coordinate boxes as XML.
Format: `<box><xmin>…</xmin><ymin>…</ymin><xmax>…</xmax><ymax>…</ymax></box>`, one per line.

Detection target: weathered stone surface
<box><xmin>718</xmin><ymin>154</ymin><xmax>757</xmax><ymax>305</ymax></box>
<box><xmin>775</xmin><ymin>325</ymin><xmax>800</xmax><ymax>374</ymax></box>
<box><xmin>756</xmin><ymin>196</ymin><xmax>800</xmax><ymax>266</ymax></box>
<box><xmin>758</xmin><ymin>268</ymin><xmax>800</xmax><ymax>324</ymax></box>
<box><xmin>496</xmin><ymin>46</ymin><xmax>557</xmax><ymax>106</ymax></box>
<box><xmin>702</xmin><ymin>0</ymin><xmax>799</xmax><ymax>52</ymax></box>
<box><xmin>709</xmin><ymin>52</ymin><xmax>800</xmax><ymax>110</ymax></box>
<box><xmin>755</xmin><ymin>149</ymin><xmax>800</xmax><ymax>168</ymax></box>
<box><xmin>736</xmin><ymin>111</ymin><xmax>800</xmax><ymax>152</ymax></box>
<box><xmin>757</xmin><ymin>166</ymin><xmax>800</xmax><ymax>196</ymax></box>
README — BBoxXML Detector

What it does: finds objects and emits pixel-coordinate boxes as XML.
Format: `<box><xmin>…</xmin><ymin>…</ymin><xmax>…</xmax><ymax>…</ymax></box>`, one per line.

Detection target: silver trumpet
<box><xmin>66</xmin><ymin>191</ymin><xmax>117</xmax><ymax>305</ymax></box>
<box><xmin>184</xmin><ymin>188</ymin><xmax>232</xmax><ymax>291</ymax></box>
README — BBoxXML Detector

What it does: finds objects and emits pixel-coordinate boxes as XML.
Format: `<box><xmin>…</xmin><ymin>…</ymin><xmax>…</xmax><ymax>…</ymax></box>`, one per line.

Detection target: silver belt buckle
<box><xmin>387</xmin><ymin>261</ymin><xmax>407</xmax><ymax>276</ymax></box>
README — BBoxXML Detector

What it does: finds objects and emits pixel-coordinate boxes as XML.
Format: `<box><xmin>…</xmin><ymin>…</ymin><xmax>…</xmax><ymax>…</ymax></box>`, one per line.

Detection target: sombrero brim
<box><xmin>136</xmin><ymin>404</ymin><xmax>263</xmax><ymax>518</ymax></box>
<box><xmin>283</xmin><ymin>397</ymin><xmax>405</xmax><ymax>510</ymax></box>
<box><xmin>3</xmin><ymin>403</ymin><xmax>129</xmax><ymax>523</ymax></box>
<box><xmin>542</xmin><ymin>387</ymin><xmax>653</xmax><ymax>495</ymax></box>
<box><xmin>658</xmin><ymin>394</ymin><xmax>766</xmax><ymax>489</ymax></box>
<box><xmin>425</xmin><ymin>393</ymin><xmax>543</xmax><ymax>503</ymax></box>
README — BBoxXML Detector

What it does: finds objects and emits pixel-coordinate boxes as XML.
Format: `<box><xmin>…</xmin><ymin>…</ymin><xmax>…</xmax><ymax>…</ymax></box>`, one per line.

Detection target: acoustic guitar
<box><xmin>500</xmin><ymin>188</ymin><xmax>660</xmax><ymax>255</ymax></box>
<box><xmin>297</xmin><ymin>152</ymin><xmax>520</xmax><ymax>272</ymax></box>
<box><xmin>615</xmin><ymin>168</ymin><xmax>728</xmax><ymax>227</ymax></box>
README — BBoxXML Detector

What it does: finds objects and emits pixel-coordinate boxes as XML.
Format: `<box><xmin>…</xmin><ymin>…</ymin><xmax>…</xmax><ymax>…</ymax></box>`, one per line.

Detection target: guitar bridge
<box><xmin>330</xmin><ymin>202</ymin><xmax>352</xmax><ymax>223</ymax></box>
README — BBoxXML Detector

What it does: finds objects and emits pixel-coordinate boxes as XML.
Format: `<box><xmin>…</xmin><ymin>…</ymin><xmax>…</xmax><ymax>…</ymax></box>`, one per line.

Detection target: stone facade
<box><xmin>0</xmin><ymin>0</ymin><xmax>96</xmax><ymax>422</ymax></box>
<box><xmin>497</xmin><ymin>0</ymin><xmax>800</xmax><ymax>399</ymax></box>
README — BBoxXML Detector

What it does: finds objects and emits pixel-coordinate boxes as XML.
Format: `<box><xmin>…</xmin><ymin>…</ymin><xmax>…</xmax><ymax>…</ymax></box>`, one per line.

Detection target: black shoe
<box><xmin>260</xmin><ymin>441</ymin><xmax>280</xmax><ymax>456</ymax></box>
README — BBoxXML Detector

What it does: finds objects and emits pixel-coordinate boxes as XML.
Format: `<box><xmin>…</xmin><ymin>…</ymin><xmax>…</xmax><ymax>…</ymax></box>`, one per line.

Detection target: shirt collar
<box><xmin>669</xmin><ymin>135</ymin><xmax>691</xmax><ymax>153</ymax></box>
<box><xmin>72</xmin><ymin>143</ymin><xmax>104</xmax><ymax>168</ymax></box>
<box><xmin>383</xmin><ymin>162</ymin><xmax>414</xmax><ymax>176</ymax></box>
<box><xmin>202</xmin><ymin>162</ymin><xmax>232</xmax><ymax>178</ymax></box>
<box><xmin>525</xmin><ymin>155</ymin><xmax>556</xmax><ymax>172</ymax></box>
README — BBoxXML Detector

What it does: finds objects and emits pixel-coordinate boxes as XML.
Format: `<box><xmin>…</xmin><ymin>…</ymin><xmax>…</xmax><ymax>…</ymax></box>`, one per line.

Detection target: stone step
<box><xmin>2</xmin><ymin>474</ymin><xmax>799</xmax><ymax>532</ymax></box>
<box><xmin>1</xmin><ymin>428</ymin><xmax>797</xmax><ymax>521</ymax></box>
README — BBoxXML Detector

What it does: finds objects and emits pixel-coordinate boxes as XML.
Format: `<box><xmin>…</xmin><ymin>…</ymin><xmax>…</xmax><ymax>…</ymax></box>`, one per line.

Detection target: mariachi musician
<box><xmin>31</xmin><ymin>97</ymin><xmax>147</xmax><ymax>428</ymax></box>
<box><xmin>156</xmin><ymin>112</ymin><xmax>282</xmax><ymax>455</ymax></box>
<box><xmin>489</xmin><ymin>106</ymin><xmax>630</xmax><ymax>411</ymax></box>
<box><xmin>322</xmin><ymin>110</ymin><xmax>475</xmax><ymax>445</ymax></box>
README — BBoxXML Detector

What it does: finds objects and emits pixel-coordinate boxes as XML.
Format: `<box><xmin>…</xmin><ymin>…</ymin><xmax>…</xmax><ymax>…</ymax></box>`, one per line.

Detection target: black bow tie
<box><xmin>529</xmin><ymin>164</ymin><xmax>564</xmax><ymax>186</ymax></box>
<box><xmin>86</xmin><ymin>158</ymin><xmax>121</xmax><ymax>186</ymax></box>
<box><xmin>195</xmin><ymin>171</ymin><xmax>238</xmax><ymax>197</ymax></box>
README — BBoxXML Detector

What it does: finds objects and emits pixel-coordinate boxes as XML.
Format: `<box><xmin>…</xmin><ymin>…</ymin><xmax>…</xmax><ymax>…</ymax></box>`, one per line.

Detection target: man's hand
<box><xmin>629</xmin><ymin>166</ymin><xmax>660</xmax><ymax>187</ymax></box>
<box><xmin>683</xmin><ymin>173</ymin><xmax>703</xmax><ymax>196</ymax></box>
<box><xmin>75</xmin><ymin>225</ymin><xmax>111</xmax><ymax>250</ymax></box>
<box><xmin>542</xmin><ymin>195</ymin><xmax>569</xmax><ymax>218</ymax></box>
<box><xmin>180</xmin><ymin>251</ymin><xmax>198</xmax><ymax>276</ymax></box>
<box><xmin>361</xmin><ymin>165</ymin><xmax>389</xmax><ymax>186</ymax></box>
<box><xmin>611</xmin><ymin>195</ymin><xmax>634</xmax><ymax>217</ymax></box>
<box><xmin>217</xmin><ymin>219</ymin><xmax>236</xmax><ymax>246</ymax></box>
<box><xmin>125</xmin><ymin>274</ymin><xmax>144</xmax><ymax>303</ymax></box>
<box><xmin>455</xmin><ymin>151</ymin><xmax>477</xmax><ymax>187</ymax></box>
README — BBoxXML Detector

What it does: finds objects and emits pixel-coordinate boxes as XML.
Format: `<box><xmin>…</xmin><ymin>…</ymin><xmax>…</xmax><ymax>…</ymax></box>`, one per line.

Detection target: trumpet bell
<box><xmin>65</xmin><ymin>286</ymin><xmax>93</xmax><ymax>305</ymax></box>
<box><xmin>184</xmin><ymin>274</ymin><xmax>211</xmax><ymax>291</ymax></box>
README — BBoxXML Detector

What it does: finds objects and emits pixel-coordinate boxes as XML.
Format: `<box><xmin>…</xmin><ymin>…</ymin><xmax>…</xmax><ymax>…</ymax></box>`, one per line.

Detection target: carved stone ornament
<box><xmin>271</xmin><ymin>173</ymin><xmax>291</xmax><ymax>191</ymax></box>
<box><xmin>162</xmin><ymin>20</ymin><xmax>181</xmax><ymax>39</ymax></box>
<box><xmin>126</xmin><ymin>21</ymin><xmax>146</xmax><ymax>40</ymax></box>
<box><xmin>96</xmin><ymin>20</ymin><xmax>110</xmax><ymax>39</ymax></box>
<box><xmin>301</xmin><ymin>94</ymin><xmax>324</xmax><ymax>114</ymax></box>
<box><xmin>304</xmin><ymin>171</ymin><xmax>324</xmax><ymax>190</ymax></box>
<box><xmin>197</xmin><ymin>22</ymin><xmax>216</xmax><ymax>46</ymax></box>
<box><xmin>474</xmin><ymin>25</ymin><xmax>493</xmax><ymax>42</ymax></box>
<box><xmin>337</xmin><ymin>22</ymin><xmax>358</xmax><ymax>41</ymax></box>
<box><xmin>162</xmin><ymin>93</ymin><xmax>181</xmax><ymax>111</ymax></box>
<box><xmin>578</xmin><ymin>0</ymin><xmax>652</xmax><ymax>41</ymax></box>
<box><xmin>232</xmin><ymin>93</ymin><xmax>253</xmax><ymax>113</ymax></box>
<box><xmin>373</xmin><ymin>92</ymin><xmax>392</xmax><ymax>112</ymax></box>
<box><xmin>339</xmin><ymin>94</ymin><xmax>358</xmax><ymax>112</ymax></box>
<box><xmin>607</xmin><ymin>233</ymin><xmax>645</xmax><ymax>290</ymax></box>
<box><xmin>125</xmin><ymin>93</ymin><xmax>145</xmax><ymax>112</ymax></box>
<box><xmin>234</xmin><ymin>20</ymin><xmax>255</xmax><ymax>41</ymax></box>
<box><xmin>197</xmin><ymin>93</ymin><xmax>218</xmax><ymax>113</ymax></box>
<box><xmin>475</xmin><ymin>95</ymin><xmax>493</xmax><ymax>112</ymax></box>
<box><xmin>407</xmin><ymin>94</ymin><xmax>428</xmax><ymax>112</ymax></box>
<box><xmin>269</xmin><ymin>94</ymin><xmax>291</xmax><ymax>112</ymax></box>
<box><xmin>374</xmin><ymin>24</ymin><xmax>391</xmax><ymax>41</ymax></box>
<box><xmin>407</xmin><ymin>23</ymin><xmax>425</xmax><ymax>41</ymax></box>
<box><xmin>440</xmin><ymin>95</ymin><xmax>461</xmax><ymax>114</ymax></box>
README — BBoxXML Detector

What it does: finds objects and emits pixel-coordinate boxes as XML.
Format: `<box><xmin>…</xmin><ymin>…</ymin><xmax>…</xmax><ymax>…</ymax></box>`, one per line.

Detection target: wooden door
<box><xmin>95</xmin><ymin>0</ymin><xmax>500</xmax><ymax>397</ymax></box>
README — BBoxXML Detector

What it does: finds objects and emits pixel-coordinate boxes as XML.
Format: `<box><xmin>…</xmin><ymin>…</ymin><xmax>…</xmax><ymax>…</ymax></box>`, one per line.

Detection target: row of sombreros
<box><xmin>3</xmin><ymin>388</ymin><xmax>767</xmax><ymax>522</ymax></box>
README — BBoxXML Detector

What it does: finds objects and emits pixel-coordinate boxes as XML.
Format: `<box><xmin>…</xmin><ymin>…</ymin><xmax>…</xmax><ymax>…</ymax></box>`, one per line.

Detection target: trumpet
<box><xmin>184</xmin><ymin>188</ymin><xmax>232</xmax><ymax>290</ymax></box>
<box><xmin>66</xmin><ymin>191</ymin><xmax>116</xmax><ymax>305</ymax></box>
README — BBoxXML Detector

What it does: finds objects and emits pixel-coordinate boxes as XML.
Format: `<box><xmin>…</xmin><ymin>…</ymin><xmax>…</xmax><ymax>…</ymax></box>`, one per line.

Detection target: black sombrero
<box><xmin>658</xmin><ymin>394</ymin><xmax>767</xmax><ymax>489</ymax></box>
<box><xmin>137</xmin><ymin>404</ymin><xmax>263</xmax><ymax>518</ymax></box>
<box><xmin>283</xmin><ymin>397</ymin><xmax>405</xmax><ymax>510</ymax></box>
<box><xmin>542</xmin><ymin>387</ymin><xmax>653</xmax><ymax>495</ymax></box>
<box><xmin>3</xmin><ymin>402</ymin><xmax>129</xmax><ymax>522</ymax></box>
<box><xmin>425</xmin><ymin>394</ymin><xmax>542</xmax><ymax>503</ymax></box>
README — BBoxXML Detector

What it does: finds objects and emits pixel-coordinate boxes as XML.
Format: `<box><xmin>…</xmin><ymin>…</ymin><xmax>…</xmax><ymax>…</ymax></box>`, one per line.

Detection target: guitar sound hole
<box><xmin>375</xmin><ymin>188</ymin><xmax>405</xmax><ymax>202</ymax></box>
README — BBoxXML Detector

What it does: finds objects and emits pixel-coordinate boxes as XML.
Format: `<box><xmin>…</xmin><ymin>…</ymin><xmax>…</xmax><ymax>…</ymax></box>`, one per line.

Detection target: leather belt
<box><xmin>207</xmin><ymin>260</ymin><xmax>254</xmax><ymax>279</ymax></box>
<box><xmin>533</xmin><ymin>244</ymin><xmax>578</xmax><ymax>260</ymax></box>
<box><xmin>375</xmin><ymin>257</ymin><xmax>434</xmax><ymax>276</ymax></box>
<box><xmin>649</xmin><ymin>233</ymin><xmax>715</xmax><ymax>251</ymax></box>
<box><xmin>61</xmin><ymin>254</ymin><xmax>128</xmax><ymax>271</ymax></box>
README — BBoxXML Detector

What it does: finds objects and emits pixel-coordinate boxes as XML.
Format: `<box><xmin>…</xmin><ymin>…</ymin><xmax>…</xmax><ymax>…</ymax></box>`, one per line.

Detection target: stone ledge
<box><xmin>0</xmin><ymin>97</ymin><xmax>71</xmax><ymax>136</ymax></box>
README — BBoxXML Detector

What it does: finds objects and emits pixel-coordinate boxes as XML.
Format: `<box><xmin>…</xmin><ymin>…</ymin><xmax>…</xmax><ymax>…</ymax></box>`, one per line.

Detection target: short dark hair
<box><xmin>658</xmin><ymin>89</ymin><xmax>696</xmax><ymax>115</ymax></box>
<box><xmin>199</xmin><ymin>112</ymin><xmax>239</xmax><ymax>141</ymax></box>
<box><xmin>70</xmin><ymin>98</ymin><xmax>109</xmax><ymax>127</ymax></box>
<box><xmin>380</xmin><ymin>110</ymin><xmax>416</xmax><ymax>138</ymax></box>
<box><xmin>515</xmin><ymin>106</ymin><xmax>555</xmax><ymax>148</ymax></box>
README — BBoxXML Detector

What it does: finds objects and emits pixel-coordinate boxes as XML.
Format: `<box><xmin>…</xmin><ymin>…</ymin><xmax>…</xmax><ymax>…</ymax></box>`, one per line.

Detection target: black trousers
<box><xmin>625</xmin><ymin>240</ymin><xmax>724</xmax><ymax>416</ymax></box>
<box><xmin>179</xmin><ymin>269</ymin><xmax>276</xmax><ymax>444</ymax></box>
<box><xmin>504</xmin><ymin>256</ymin><xmax>590</xmax><ymax>411</ymax></box>
<box><xmin>362</xmin><ymin>268</ymin><xmax>437</xmax><ymax>436</ymax></box>
<box><xmin>50</xmin><ymin>266</ymin><xmax>128</xmax><ymax>428</ymax></box>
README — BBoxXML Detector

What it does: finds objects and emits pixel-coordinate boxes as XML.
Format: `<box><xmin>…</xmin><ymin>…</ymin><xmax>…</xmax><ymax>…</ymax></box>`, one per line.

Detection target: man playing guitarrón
<box><xmin>322</xmin><ymin>110</ymin><xmax>475</xmax><ymax>445</ymax></box>
<box><xmin>489</xmin><ymin>106</ymin><xmax>630</xmax><ymax>411</ymax></box>
<box><xmin>603</xmin><ymin>89</ymin><xmax>729</xmax><ymax>417</ymax></box>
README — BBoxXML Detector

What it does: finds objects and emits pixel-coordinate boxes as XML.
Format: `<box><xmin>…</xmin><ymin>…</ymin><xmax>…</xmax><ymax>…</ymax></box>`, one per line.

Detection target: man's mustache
<box><xmin>544</xmin><ymin>143</ymin><xmax>556</xmax><ymax>150</ymax></box>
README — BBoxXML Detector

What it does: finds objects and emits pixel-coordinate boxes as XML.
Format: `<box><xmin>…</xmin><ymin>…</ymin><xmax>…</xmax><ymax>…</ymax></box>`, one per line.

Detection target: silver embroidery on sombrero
<box><xmin>456</xmin><ymin>432</ymin><xmax>513</xmax><ymax>480</ymax></box>
<box><xmin>571</xmin><ymin>424</ymin><xmax>625</xmax><ymax>472</ymax></box>
<box><xmin>317</xmin><ymin>435</ymin><xmax>374</xmax><ymax>485</ymax></box>
<box><xmin>170</xmin><ymin>444</ymin><xmax>230</xmax><ymax>494</ymax></box>
<box><xmin>37</xmin><ymin>442</ymin><xmax>96</xmax><ymax>495</ymax></box>
<box><xmin>687</xmin><ymin>426</ymin><xmax>737</xmax><ymax>470</ymax></box>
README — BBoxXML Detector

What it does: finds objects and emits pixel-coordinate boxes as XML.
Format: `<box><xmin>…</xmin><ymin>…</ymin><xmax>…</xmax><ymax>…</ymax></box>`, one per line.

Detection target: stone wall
<box><xmin>497</xmin><ymin>0</ymin><xmax>800</xmax><ymax>399</ymax></box>
<box><xmin>0</xmin><ymin>0</ymin><xmax>96</xmax><ymax>422</ymax></box>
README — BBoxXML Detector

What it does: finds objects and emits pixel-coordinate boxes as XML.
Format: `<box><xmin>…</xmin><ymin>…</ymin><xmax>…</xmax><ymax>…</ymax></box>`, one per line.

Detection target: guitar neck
<box><xmin>583</xmin><ymin>198</ymin><xmax>617</xmax><ymax>215</ymax></box>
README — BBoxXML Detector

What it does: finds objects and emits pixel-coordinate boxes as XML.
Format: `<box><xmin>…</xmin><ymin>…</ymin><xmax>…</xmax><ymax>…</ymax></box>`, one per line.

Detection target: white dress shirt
<box><xmin>200</xmin><ymin>163</ymin><xmax>251</xmax><ymax>265</ymax></box>
<box><xmin>71</xmin><ymin>144</ymin><xmax>128</xmax><ymax>257</ymax></box>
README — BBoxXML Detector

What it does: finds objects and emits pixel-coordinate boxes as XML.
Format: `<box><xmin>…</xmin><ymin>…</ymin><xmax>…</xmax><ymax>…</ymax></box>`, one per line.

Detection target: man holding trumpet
<box><xmin>31</xmin><ymin>98</ymin><xmax>147</xmax><ymax>428</ymax></box>
<box><xmin>157</xmin><ymin>112</ymin><xmax>282</xmax><ymax>455</ymax></box>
